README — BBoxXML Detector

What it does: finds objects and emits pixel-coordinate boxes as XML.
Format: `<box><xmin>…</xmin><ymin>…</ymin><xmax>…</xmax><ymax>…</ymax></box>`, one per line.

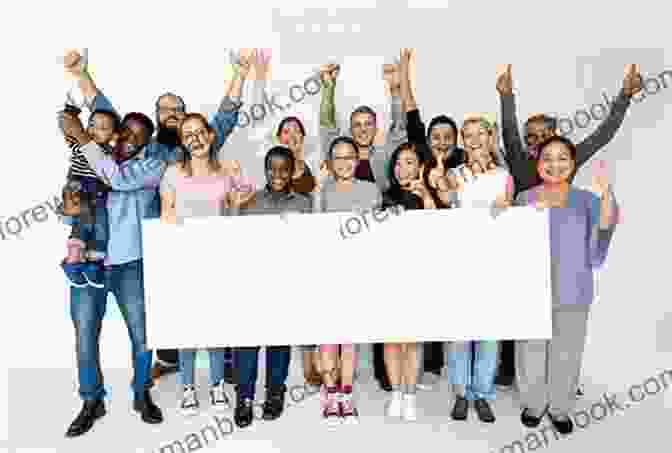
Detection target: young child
<box><xmin>59</xmin><ymin>104</ymin><xmax>120</xmax><ymax>288</ymax></box>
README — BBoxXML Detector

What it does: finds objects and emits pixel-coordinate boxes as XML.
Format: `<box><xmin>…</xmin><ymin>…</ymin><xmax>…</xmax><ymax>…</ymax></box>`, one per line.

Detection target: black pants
<box><xmin>423</xmin><ymin>342</ymin><xmax>444</xmax><ymax>375</ymax></box>
<box><xmin>373</xmin><ymin>343</ymin><xmax>389</xmax><ymax>383</ymax></box>
<box><xmin>497</xmin><ymin>339</ymin><xmax>516</xmax><ymax>379</ymax></box>
<box><xmin>156</xmin><ymin>349</ymin><xmax>178</xmax><ymax>365</ymax></box>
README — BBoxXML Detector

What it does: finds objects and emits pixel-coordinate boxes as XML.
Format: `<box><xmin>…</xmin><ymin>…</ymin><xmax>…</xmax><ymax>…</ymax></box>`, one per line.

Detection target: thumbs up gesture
<box><xmin>496</xmin><ymin>64</ymin><xmax>513</xmax><ymax>96</ymax></box>
<box><xmin>622</xmin><ymin>64</ymin><xmax>642</xmax><ymax>98</ymax></box>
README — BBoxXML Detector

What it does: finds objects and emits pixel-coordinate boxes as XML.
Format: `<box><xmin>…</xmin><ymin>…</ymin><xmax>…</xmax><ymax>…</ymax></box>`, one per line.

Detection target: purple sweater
<box><xmin>515</xmin><ymin>187</ymin><xmax>618</xmax><ymax>308</ymax></box>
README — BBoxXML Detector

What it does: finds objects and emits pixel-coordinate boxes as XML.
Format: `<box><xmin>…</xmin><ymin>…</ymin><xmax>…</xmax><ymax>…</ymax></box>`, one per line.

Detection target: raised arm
<box><xmin>319</xmin><ymin>63</ymin><xmax>341</xmax><ymax>164</ymax></box>
<box><xmin>212</xmin><ymin>49</ymin><xmax>252</xmax><ymax>151</ymax></box>
<box><xmin>497</xmin><ymin>64</ymin><xmax>526</xmax><ymax>160</ymax></box>
<box><xmin>399</xmin><ymin>49</ymin><xmax>425</xmax><ymax>147</ymax></box>
<box><xmin>574</xmin><ymin>64</ymin><xmax>641</xmax><ymax>169</ymax></box>
<box><xmin>63</xmin><ymin>50</ymin><xmax>119</xmax><ymax>117</ymax></box>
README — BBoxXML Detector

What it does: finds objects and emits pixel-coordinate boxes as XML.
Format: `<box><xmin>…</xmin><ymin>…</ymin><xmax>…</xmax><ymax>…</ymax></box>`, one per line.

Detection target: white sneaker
<box><xmin>417</xmin><ymin>372</ymin><xmax>439</xmax><ymax>391</ymax></box>
<box><xmin>402</xmin><ymin>393</ymin><xmax>417</xmax><ymax>421</ymax></box>
<box><xmin>180</xmin><ymin>385</ymin><xmax>199</xmax><ymax>416</ymax></box>
<box><xmin>209</xmin><ymin>380</ymin><xmax>231</xmax><ymax>411</ymax></box>
<box><xmin>385</xmin><ymin>391</ymin><xmax>403</xmax><ymax>418</ymax></box>
<box><xmin>340</xmin><ymin>393</ymin><xmax>359</xmax><ymax>425</ymax></box>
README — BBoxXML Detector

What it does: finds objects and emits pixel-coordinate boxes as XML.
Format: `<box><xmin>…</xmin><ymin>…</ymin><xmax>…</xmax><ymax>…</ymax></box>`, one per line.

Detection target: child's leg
<box><xmin>66</xmin><ymin>220</ymin><xmax>85</xmax><ymax>263</ymax></box>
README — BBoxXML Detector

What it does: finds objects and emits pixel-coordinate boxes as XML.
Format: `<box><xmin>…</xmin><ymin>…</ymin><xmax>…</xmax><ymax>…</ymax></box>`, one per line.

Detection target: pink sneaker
<box><xmin>339</xmin><ymin>393</ymin><xmax>359</xmax><ymax>425</ymax></box>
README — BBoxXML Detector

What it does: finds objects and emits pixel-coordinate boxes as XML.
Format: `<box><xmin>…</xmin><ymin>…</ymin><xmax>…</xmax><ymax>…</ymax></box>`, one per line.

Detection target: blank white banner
<box><xmin>142</xmin><ymin>207</ymin><xmax>552</xmax><ymax>348</ymax></box>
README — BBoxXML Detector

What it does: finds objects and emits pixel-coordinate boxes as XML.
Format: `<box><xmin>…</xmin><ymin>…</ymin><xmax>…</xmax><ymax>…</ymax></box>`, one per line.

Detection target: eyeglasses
<box><xmin>333</xmin><ymin>154</ymin><xmax>358</xmax><ymax>161</ymax></box>
<box><xmin>182</xmin><ymin>129</ymin><xmax>208</xmax><ymax>142</ymax></box>
<box><xmin>158</xmin><ymin>106</ymin><xmax>183</xmax><ymax>115</ymax></box>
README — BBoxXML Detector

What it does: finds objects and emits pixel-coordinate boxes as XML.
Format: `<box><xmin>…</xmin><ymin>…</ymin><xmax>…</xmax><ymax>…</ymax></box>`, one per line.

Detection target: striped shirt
<box><xmin>69</xmin><ymin>142</ymin><xmax>108</xmax><ymax>179</ymax></box>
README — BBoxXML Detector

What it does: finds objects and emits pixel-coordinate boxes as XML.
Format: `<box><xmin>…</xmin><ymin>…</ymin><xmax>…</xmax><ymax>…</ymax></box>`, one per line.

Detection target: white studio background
<box><xmin>0</xmin><ymin>0</ymin><xmax>671</xmax><ymax>450</ymax></box>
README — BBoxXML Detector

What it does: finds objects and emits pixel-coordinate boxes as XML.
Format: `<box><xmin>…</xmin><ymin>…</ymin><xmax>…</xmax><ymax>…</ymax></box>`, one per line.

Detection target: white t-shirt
<box><xmin>456</xmin><ymin>166</ymin><xmax>511</xmax><ymax>208</ymax></box>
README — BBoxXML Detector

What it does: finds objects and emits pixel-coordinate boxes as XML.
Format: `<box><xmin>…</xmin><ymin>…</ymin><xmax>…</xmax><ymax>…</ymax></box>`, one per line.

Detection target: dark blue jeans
<box><xmin>70</xmin><ymin>259</ymin><xmax>153</xmax><ymax>401</ymax></box>
<box><xmin>235</xmin><ymin>346</ymin><xmax>291</xmax><ymax>399</ymax></box>
<box><xmin>68</xmin><ymin>176</ymin><xmax>109</xmax><ymax>255</ymax></box>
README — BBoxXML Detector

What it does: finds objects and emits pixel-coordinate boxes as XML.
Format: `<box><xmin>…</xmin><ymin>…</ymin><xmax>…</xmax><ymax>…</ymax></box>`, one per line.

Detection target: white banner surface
<box><xmin>142</xmin><ymin>207</ymin><xmax>552</xmax><ymax>348</ymax></box>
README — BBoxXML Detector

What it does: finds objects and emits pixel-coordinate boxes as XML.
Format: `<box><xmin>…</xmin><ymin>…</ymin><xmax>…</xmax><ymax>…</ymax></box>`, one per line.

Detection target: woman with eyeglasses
<box><xmin>160</xmin><ymin>112</ymin><xmax>253</xmax><ymax>417</ymax></box>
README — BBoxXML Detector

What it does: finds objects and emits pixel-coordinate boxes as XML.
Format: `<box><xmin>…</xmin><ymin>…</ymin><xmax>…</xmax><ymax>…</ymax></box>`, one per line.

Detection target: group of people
<box><xmin>57</xmin><ymin>48</ymin><xmax>636</xmax><ymax>439</ymax></box>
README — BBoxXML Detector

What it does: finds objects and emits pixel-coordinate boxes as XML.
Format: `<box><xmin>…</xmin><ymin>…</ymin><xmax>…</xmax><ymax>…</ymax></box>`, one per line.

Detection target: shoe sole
<box><xmin>211</xmin><ymin>403</ymin><xmax>231</xmax><ymax>412</ymax></box>
<box><xmin>180</xmin><ymin>407</ymin><xmax>199</xmax><ymax>417</ymax></box>
<box><xmin>324</xmin><ymin>416</ymin><xmax>342</xmax><ymax>427</ymax></box>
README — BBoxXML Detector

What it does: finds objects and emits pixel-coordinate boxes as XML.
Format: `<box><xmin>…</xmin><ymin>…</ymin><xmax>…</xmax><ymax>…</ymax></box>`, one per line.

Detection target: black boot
<box><xmin>262</xmin><ymin>384</ymin><xmax>286</xmax><ymax>421</ymax></box>
<box><xmin>133</xmin><ymin>389</ymin><xmax>163</xmax><ymax>424</ymax></box>
<box><xmin>450</xmin><ymin>395</ymin><xmax>469</xmax><ymax>421</ymax></box>
<box><xmin>234</xmin><ymin>394</ymin><xmax>254</xmax><ymax>428</ymax></box>
<box><xmin>65</xmin><ymin>399</ymin><xmax>106</xmax><ymax>437</ymax></box>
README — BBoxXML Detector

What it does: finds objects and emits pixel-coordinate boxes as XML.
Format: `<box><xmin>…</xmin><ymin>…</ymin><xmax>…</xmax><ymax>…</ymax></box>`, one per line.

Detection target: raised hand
<box><xmin>251</xmin><ymin>48</ymin><xmax>272</xmax><ymax>80</ymax></box>
<box><xmin>496</xmin><ymin>64</ymin><xmax>513</xmax><ymax>96</ymax></box>
<box><xmin>63</xmin><ymin>49</ymin><xmax>86</xmax><ymax>78</ymax></box>
<box><xmin>237</xmin><ymin>49</ymin><xmax>254</xmax><ymax>80</ymax></box>
<box><xmin>319</xmin><ymin>63</ymin><xmax>340</xmax><ymax>84</ymax></box>
<box><xmin>622</xmin><ymin>64</ymin><xmax>642</xmax><ymax>98</ymax></box>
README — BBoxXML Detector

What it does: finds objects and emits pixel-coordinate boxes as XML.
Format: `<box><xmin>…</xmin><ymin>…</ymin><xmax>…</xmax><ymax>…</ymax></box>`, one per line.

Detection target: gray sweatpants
<box><xmin>515</xmin><ymin>305</ymin><xmax>590</xmax><ymax>418</ymax></box>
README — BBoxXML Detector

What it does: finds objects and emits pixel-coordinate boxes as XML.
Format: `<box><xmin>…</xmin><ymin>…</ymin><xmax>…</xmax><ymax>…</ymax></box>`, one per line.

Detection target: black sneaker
<box><xmin>262</xmin><ymin>385</ymin><xmax>286</xmax><ymax>421</ymax></box>
<box><xmin>234</xmin><ymin>396</ymin><xmax>254</xmax><ymax>428</ymax></box>
<box><xmin>450</xmin><ymin>395</ymin><xmax>469</xmax><ymax>420</ymax></box>
<box><xmin>65</xmin><ymin>399</ymin><xmax>106</xmax><ymax>437</ymax></box>
<box><xmin>521</xmin><ymin>407</ymin><xmax>547</xmax><ymax>428</ymax></box>
<box><xmin>474</xmin><ymin>399</ymin><xmax>496</xmax><ymax>423</ymax></box>
<box><xmin>548</xmin><ymin>414</ymin><xmax>574</xmax><ymax>434</ymax></box>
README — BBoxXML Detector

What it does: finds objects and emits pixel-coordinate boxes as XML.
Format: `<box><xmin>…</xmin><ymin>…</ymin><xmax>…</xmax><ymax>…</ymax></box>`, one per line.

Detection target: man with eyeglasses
<box><xmin>63</xmin><ymin>49</ymin><xmax>249</xmax><ymax>382</ymax></box>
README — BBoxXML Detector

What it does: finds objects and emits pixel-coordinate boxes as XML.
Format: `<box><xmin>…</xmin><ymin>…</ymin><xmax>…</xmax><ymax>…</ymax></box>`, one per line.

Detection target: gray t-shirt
<box><xmin>320</xmin><ymin>179</ymin><xmax>382</xmax><ymax>213</ymax></box>
<box><xmin>160</xmin><ymin>164</ymin><xmax>230</xmax><ymax>220</ymax></box>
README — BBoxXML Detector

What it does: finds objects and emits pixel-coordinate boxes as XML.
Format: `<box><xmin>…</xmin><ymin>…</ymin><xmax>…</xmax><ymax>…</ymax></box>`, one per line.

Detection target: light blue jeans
<box><xmin>446</xmin><ymin>340</ymin><xmax>498</xmax><ymax>401</ymax></box>
<box><xmin>178</xmin><ymin>349</ymin><xmax>227</xmax><ymax>386</ymax></box>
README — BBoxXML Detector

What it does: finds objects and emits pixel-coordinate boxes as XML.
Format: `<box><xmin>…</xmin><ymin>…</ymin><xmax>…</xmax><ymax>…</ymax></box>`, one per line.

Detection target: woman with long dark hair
<box><xmin>380</xmin><ymin>142</ymin><xmax>434</xmax><ymax>421</ymax></box>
